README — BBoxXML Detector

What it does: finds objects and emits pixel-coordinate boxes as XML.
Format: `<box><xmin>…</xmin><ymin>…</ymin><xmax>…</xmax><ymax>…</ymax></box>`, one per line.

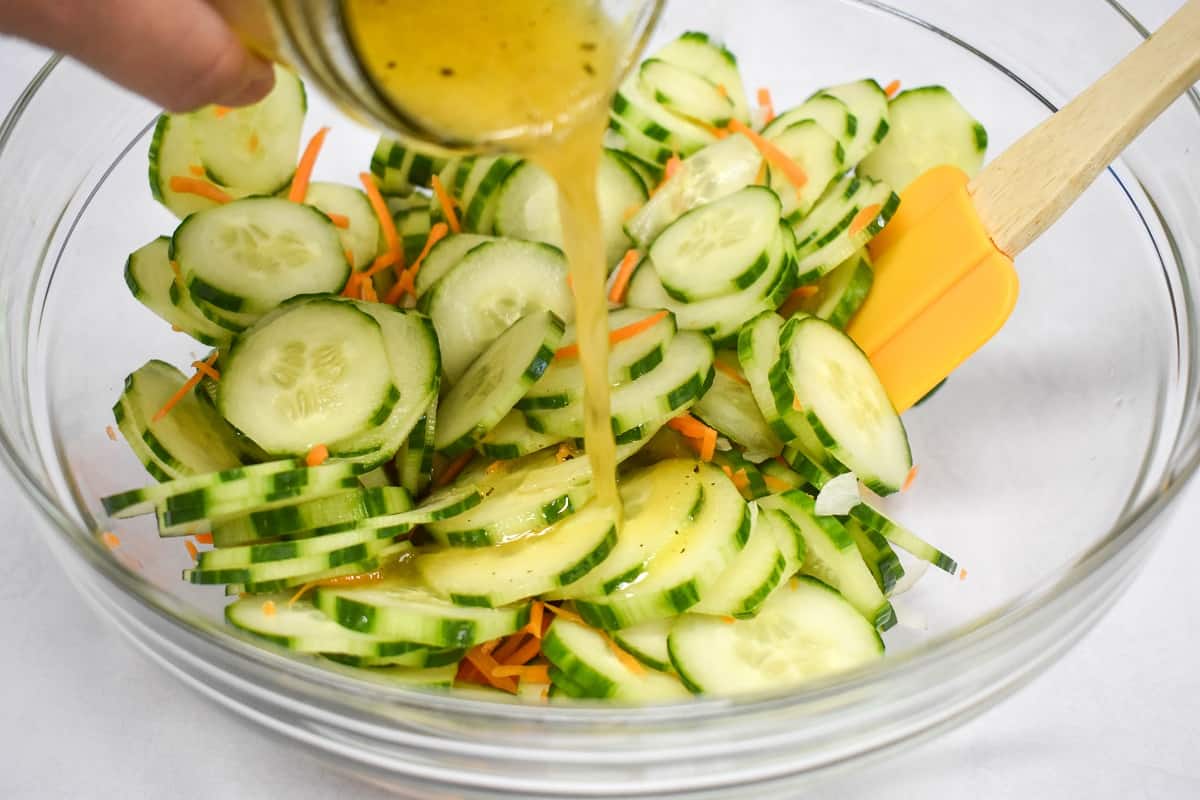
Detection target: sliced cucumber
<box><xmin>691</xmin><ymin>505</ymin><xmax>788</xmax><ymax>618</ymax></box>
<box><xmin>313</xmin><ymin>570</ymin><xmax>530</xmax><ymax>648</ymax></box>
<box><xmin>759</xmin><ymin>490</ymin><xmax>894</xmax><ymax>630</ymax></box>
<box><xmin>349</xmin><ymin>663</ymin><xmax>461</xmax><ymax>688</ymax></box>
<box><xmin>612</xmin><ymin>620</ymin><xmax>674</xmax><ymax>673</ymax></box>
<box><xmin>229</xmin><ymin>542</ymin><xmax>405</xmax><ymax>596</ymax></box>
<box><xmin>763</xmin><ymin>94</ymin><xmax>857</xmax><ymax>155</ymax></box>
<box><xmin>639</xmin><ymin>58</ymin><xmax>735</xmax><ymax>128</ymax></box>
<box><xmin>692</xmin><ymin>355</ymin><xmax>782</xmax><ymax>463</ymax></box>
<box><xmin>112</xmin><ymin>401</ymin><xmax>177</xmax><ymax>483</ymax></box>
<box><xmin>219</xmin><ymin>298</ymin><xmax>397</xmax><ymax>455</ymax></box>
<box><xmin>543</xmin><ymin>619</ymin><xmax>691</xmax><ymax>702</ymax></box>
<box><xmin>101</xmin><ymin>458</ymin><xmax>302</xmax><ymax>519</ymax></box>
<box><xmin>457</xmin><ymin>156</ymin><xmax>521</xmax><ymax>233</ymax></box>
<box><xmin>477</xmin><ymin>411</ymin><xmax>564</xmax><ymax>460</ymax></box>
<box><xmin>185</xmin><ymin>530</ymin><xmax>401</xmax><ymax>585</ymax></box>
<box><xmin>794</xmin><ymin>250</ymin><xmax>873</xmax><ymax>330</ymax></box>
<box><xmin>608</xmin><ymin>115</ymin><xmax>676</xmax><ymax>169</ymax></box>
<box><xmin>815</xmin><ymin>79</ymin><xmax>891</xmax><ymax>167</ymax></box>
<box><xmin>148</xmin><ymin>114</ymin><xmax>243</xmax><ymax>219</ymax></box>
<box><xmin>188</xmin><ymin>65</ymin><xmax>305</xmax><ymax>193</ymax></box>
<box><xmin>667</xmin><ymin>576</ymin><xmax>883</xmax><ymax>696</ymax></box>
<box><xmin>304</xmin><ymin>182</ymin><xmax>382</xmax><ymax>269</ymax></box>
<box><xmin>780</xmin><ymin>315</ymin><xmax>912</xmax><ymax>495</ymax></box>
<box><xmin>653</xmin><ymin>32</ymin><xmax>751</xmax><ymax>124</ymax></box>
<box><xmin>494</xmin><ymin>150</ymin><xmax>647</xmax><ymax>267</ymax></box>
<box><xmin>546</xmin><ymin>459</ymin><xmax>705</xmax><ymax>600</ymax></box>
<box><xmin>435</xmin><ymin>310</ymin><xmax>564</xmax><ymax>456</ymax></box>
<box><xmin>759</xmin><ymin>460</ymin><xmax>806</xmax><ymax>493</ymax></box>
<box><xmin>738</xmin><ymin>311</ymin><xmax>806</xmax><ymax>442</ymax></box>
<box><xmin>575</xmin><ymin>463</ymin><xmax>749</xmax><ymax>629</ymax></box>
<box><xmin>849</xmin><ymin>502</ymin><xmax>958</xmax><ymax>574</ymax></box>
<box><xmin>210</xmin><ymin>486</ymin><xmax>413</xmax><ymax>547</ymax></box>
<box><xmin>412</xmin><ymin>233</ymin><xmax>497</xmax><ymax>298</ymax></box>
<box><xmin>765</xmin><ymin>120</ymin><xmax>845</xmax><ymax>223</ymax></box>
<box><xmin>124</xmin><ymin>237</ymin><xmax>231</xmax><ymax>347</ymax></box>
<box><xmin>174</xmin><ymin>197</ymin><xmax>348</xmax><ymax>316</ymax></box>
<box><xmin>652</xmin><ymin>186</ymin><xmax>781</xmax><ymax>302</ymax></box>
<box><xmin>858</xmin><ymin>85</ymin><xmax>988</xmax><ymax>191</ymax></box>
<box><xmin>396</xmin><ymin>402</ymin><xmax>437</xmax><ymax>495</ymax></box>
<box><xmin>846</xmin><ymin>518</ymin><xmax>905</xmax><ymax>594</ymax></box>
<box><xmin>612</xmin><ymin>77</ymin><xmax>718</xmax><ymax>157</ymax></box>
<box><xmin>794</xmin><ymin>178</ymin><xmax>898</xmax><ymax>281</ymax></box>
<box><xmin>760</xmin><ymin>505</ymin><xmax>806</xmax><ymax>576</ymax></box>
<box><xmin>197</xmin><ymin>525</ymin><xmax>402</xmax><ymax>572</ymax></box>
<box><xmin>418</xmin><ymin>504</ymin><xmax>616</xmax><ymax>607</ymax></box>
<box><xmin>420</xmin><ymin>239</ymin><xmax>574</xmax><ymax>383</ymax></box>
<box><xmin>369</xmin><ymin>136</ymin><xmax>449</xmax><ymax>196</ymax></box>
<box><xmin>391</xmin><ymin>196</ymin><xmax>434</xmax><ymax>269</ymax></box>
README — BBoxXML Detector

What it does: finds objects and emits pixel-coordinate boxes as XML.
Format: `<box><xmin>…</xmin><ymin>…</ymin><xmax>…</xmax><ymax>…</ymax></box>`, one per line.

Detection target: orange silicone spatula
<box><xmin>846</xmin><ymin>0</ymin><xmax>1200</xmax><ymax>413</ymax></box>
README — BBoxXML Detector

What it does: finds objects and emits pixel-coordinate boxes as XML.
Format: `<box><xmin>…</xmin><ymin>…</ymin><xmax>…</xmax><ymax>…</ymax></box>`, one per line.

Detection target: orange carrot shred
<box><xmin>194</xmin><ymin>533</ymin><xmax>214</xmax><ymax>545</ymax></box>
<box><xmin>464</xmin><ymin>647</ymin><xmax>517</xmax><ymax>693</ymax></box>
<box><xmin>153</xmin><ymin>353</ymin><xmax>218</xmax><ymax>422</ymax></box>
<box><xmin>384</xmin><ymin>222</ymin><xmax>450</xmax><ymax>304</ymax></box>
<box><xmin>248</xmin><ymin>132</ymin><xmax>261</xmax><ymax>154</ymax></box>
<box><xmin>168</xmin><ymin>176</ymin><xmax>233</xmax><ymax>204</ymax></box>
<box><xmin>362</xmin><ymin>249</ymin><xmax>400</xmax><ymax>279</ymax></box>
<box><xmin>722</xmin><ymin>616</ymin><xmax>736</xmax><ymax>624</ymax></box>
<box><xmin>720</xmin><ymin>464</ymin><xmax>735</xmax><ymax>480</ymax></box>
<box><xmin>959</xmin><ymin>568</ymin><xmax>968</xmax><ymax>581</ymax></box>
<box><xmin>213</xmin><ymin>106</ymin><xmax>232</xmax><ymax>119</ymax></box>
<box><xmin>606</xmin><ymin>249</ymin><xmax>642</xmax><ymax>305</ymax></box>
<box><xmin>756</xmin><ymin>87</ymin><xmax>776</xmax><ymax>124</ymax></box>
<box><xmin>884</xmin><ymin>79</ymin><xmax>901</xmax><ymax>98</ymax></box>
<box><xmin>556</xmin><ymin>443</ymin><xmax>573</xmax><ymax>463</ymax></box>
<box><xmin>433</xmin><ymin>450</ymin><xmax>474</xmax><ymax>489</ymax></box>
<box><xmin>185</xmin><ymin>540</ymin><xmax>199</xmax><ymax>561</ymax></box>
<box><xmin>305</xmin><ymin>444</ymin><xmax>329</xmax><ymax>467</ymax></box>
<box><xmin>727</xmin><ymin>120</ymin><xmax>807</xmax><ymax>191</ymax></box>
<box><xmin>262</xmin><ymin>600</ymin><xmax>277</xmax><ymax>617</ymax></box>
<box><xmin>604</xmin><ymin>634</ymin><xmax>646</xmax><ymax>675</ymax></box>
<box><xmin>105</xmin><ymin>425</ymin><xmax>117</xmax><ymax>441</ymax></box>
<box><xmin>699</xmin><ymin>427</ymin><xmax>717</xmax><ymax>462</ymax></box>
<box><xmin>664</xmin><ymin>155</ymin><xmax>683</xmax><ymax>181</ymax></box>
<box><xmin>100</xmin><ymin>531</ymin><xmax>121</xmax><ymax>550</ymax></box>
<box><xmin>524</xmin><ymin>601</ymin><xmax>545</xmax><ymax>639</ymax></box>
<box><xmin>493</xmin><ymin>664</ymin><xmax>551</xmax><ymax>683</ymax></box>
<box><xmin>902</xmin><ymin>464</ymin><xmax>920</xmax><ymax>493</ymax></box>
<box><xmin>359</xmin><ymin>172</ymin><xmax>404</xmax><ymax>262</ymax></box>
<box><xmin>849</xmin><ymin>203</ymin><xmax>883</xmax><ymax>237</ymax></box>
<box><xmin>289</xmin><ymin>127</ymin><xmax>330</xmax><ymax>203</ymax></box>
<box><xmin>543</xmin><ymin>603</ymin><xmax>585</xmax><ymax>626</ymax></box>
<box><xmin>485</xmin><ymin>461</ymin><xmax>505</xmax><ymax>475</ymax></box>
<box><xmin>763</xmin><ymin>475</ymin><xmax>792</xmax><ymax>493</ymax></box>
<box><xmin>430</xmin><ymin>174</ymin><xmax>462</xmax><ymax>234</ymax></box>
<box><xmin>480</xmin><ymin>639</ymin><xmax>501</xmax><ymax>656</ymax></box>
<box><xmin>665</xmin><ymin>413</ymin><xmax>710</xmax><ymax>440</ymax></box>
<box><xmin>492</xmin><ymin>633</ymin><xmax>529</xmax><ymax>664</ymax></box>
<box><xmin>754</xmin><ymin>160</ymin><xmax>767</xmax><ymax>186</ymax></box>
<box><xmin>716</xmin><ymin>83</ymin><xmax>729</xmax><ymax>99</ymax></box>
<box><xmin>187</xmin><ymin>164</ymin><xmax>206</xmax><ymax>177</ymax></box>
<box><xmin>192</xmin><ymin>360</ymin><xmax>220</xmax><ymax>382</ymax></box>
<box><xmin>505</xmin><ymin>637</ymin><xmax>544</xmax><ymax>667</ymax></box>
<box><xmin>358</xmin><ymin>277</ymin><xmax>379</xmax><ymax>302</ymax></box>
<box><xmin>713</xmin><ymin>360</ymin><xmax>749</xmax><ymax>386</ymax></box>
<box><xmin>326</xmin><ymin>212</ymin><xmax>351</xmax><ymax>229</ymax></box>
<box><xmin>792</xmin><ymin>395</ymin><xmax>804</xmax><ymax>412</ymax></box>
<box><xmin>340</xmin><ymin>273</ymin><xmax>362</xmax><ymax>298</ymax></box>
<box><xmin>557</xmin><ymin>309</ymin><xmax>667</xmax><ymax>360</ymax></box>
<box><xmin>622</xmin><ymin>203</ymin><xmax>642</xmax><ymax>221</ymax></box>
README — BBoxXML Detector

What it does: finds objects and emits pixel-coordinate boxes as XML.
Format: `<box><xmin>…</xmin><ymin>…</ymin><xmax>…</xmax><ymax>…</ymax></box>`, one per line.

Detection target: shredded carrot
<box><xmin>344</xmin><ymin>248</ymin><xmax>355</xmax><ymax>265</ymax></box>
<box><xmin>492</xmin><ymin>633</ymin><xmax>530</xmax><ymax>664</ymax></box>
<box><xmin>503</xmin><ymin>636</ymin><xmax>543</xmax><ymax>667</ymax></box>
<box><xmin>288</xmin><ymin>127</ymin><xmax>330</xmax><ymax>203</ymax></box>
<box><xmin>756</xmin><ymin>87</ymin><xmax>776</xmax><ymax>124</ymax></box>
<box><xmin>289</xmin><ymin>567</ymin><xmax>387</xmax><ymax>606</ymax></box>
<box><xmin>493</xmin><ymin>664</ymin><xmax>551</xmax><ymax>683</ymax></box>
<box><xmin>430</xmin><ymin>174</ymin><xmax>462</xmax><ymax>234</ymax></box>
<box><xmin>480</xmin><ymin>639</ymin><xmax>501</xmax><ymax>656</ymax></box>
<box><xmin>305</xmin><ymin>444</ymin><xmax>330</xmax><ymax>467</ymax></box>
<box><xmin>168</xmin><ymin>176</ymin><xmax>233</xmax><ymax>204</ymax></box>
<box><xmin>959</xmin><ymin>568</ymin><xmax>968</xmax><ymax>581</ymax></box>
<box><xmin>361</xmin><ymin>250</ymin><xmax>401</xmax><ymax>280</ymax></box>
<box><xmin>187</xmin><ymin>164</ymin><xmax>206</xmax><ymax>177</ymax></box>
<box><xmin>722</xmin><ymin>616</ymin><xmax>736</xmax><ymax>624</ymax></box>
<box><xmin>792</xmin><ymin>395</ymin><xmax>804</xmax><ymax>412</ymax></box>
<box><xmin>194</xmin><ymin>533</ymin><xmax>213</xmax><ymax>545</ymax></box>
<box><xmin>556</xmin><ymin>309</ymin><xmax>668</xmax><ymax>360</ymax></box>
<box><xmin>666</xmin><ymin>414</ymin><xmax>710</xmax><ymax>440</ymax></box>
<box><xmin>248</xmin><ymin>132</ymin><xmax>261</xmax><ymax>154</ymax></box>
<box><xmin>185</xmin><ymin>540</ymin><xmax>199</xmax><ymax>561</ymax></box>
<box><xmin>622</xmin><ymin>203</ymin><xmax>642</xmax><ymax>221</ymax></box>
<box><xmin>326</xmin><ymin>212</ymin><xmax>351</xmax><ymax>229</ymax></box>
<box><xmin>100</xmin><ymin>531</ymin><xmax>121</xmax><ymax>550</ymax></box>
<box><xmin>716</xmin><ymin>83</ymin><xmax>729</xmax><ymax>99</ymax></box>
<box><xmin>456</xmin><ymin>660</ymin><xmax>489</xmax><ymax>687</ymax></box>
<box><xmin>540</xmin><ymin>684</ymin><xmax>551</xmax><ymax>701</ymax></box>
<box><xmin>262</xmin><ymin>600</ymin><xmax>277</xmax><ymax>617</ymax></box>
<box><xmin>849</xmin><ymin>203</ymin><xmax>883</xmax><ymax>237</ymax></box>
<box><xmin>169</xmin><ymin>260</ymin><xmax>183</xmax><ymax>285</ymax></box>
<box><xmin>720</xmin><ymin>464</ymin><xmax>734</xmax><ymax>480</ymax></box>
<box><xmin>754</xmin><ymin>160</ymin><xmax>767</xmax><ymax>187</ymax></box>
<box><xmin>664</xmin><ymin>155</ymin><xmax>683</xmax><ymax>181</ymax></box>
<box><xmin>485</xmin><ymin>461</ymin><xmax>505</xmax><ymax>475</ymax></box>
<box><xmin>543</xmin><ymin>603</ymin><xmax>585</xmax><ymax>626</ymax></box>
<box><xmin>902</xmin><ymin>464</ymin><xmax>920</xmax><ymax>493</ymax></box>
<box><xmin>524</xmin><ymin>601</ymin><xmax>545</xmax><ymax>639</ymax></box>
<box><xmin>729</xmin><ymin>468</ymin><xmax>751</xmax><ymax>492</ymax></box>
<box><xmin>713</xmin><ymin>360</ymin><xmax>749</xmax><ymax>386</ymax></box>
<box><xmin>104</xmin><ymin>425</ymin><xmax>117</xmax><ymax>441</ymax></box>
<box><xmin>884</xmin><ymin>79</ymin><xmax>901</xmax><ymax>98</ymax></box>
<box><xmin>699</xmin><ymin>427</ymin><xmax>717</xmax><ymax>462</ymax></box>
<box><xmin>359</xmin><ymin>174</ymin><xmax>404</xmax><ymax>263</ymax></box>
<box><xmin>603</xmin><ymin>634</ymin><xmax>646</xmax><ymax>675</ymax></box>
<box><xmin>464</xmin><ymin>646</ymin><xmax>518</xmax><ymax>693</ymax></box>
<box><xmin>213</xmin><ymin>106</ymin><xmax>232</xmax><ymax>119</ymax></box>
<box><xmin>606</xmin><ymin>248</ymin><xmax>642</xmax><ymax>305</ymax></box>
<box><xmin>340</xmin><ymin>273</ymin><xmax>362</xmax><ymax>298</ymax></box>
<box><xmin>191</xmin><ymin>359</ymin><xmax>220</xmax><ymax>382</ymax></box>
<box><xmin>433</xmin><ymin>450</ymin><xmax>474</xmax><ymax>488</ymax></box>
<box><xmin>384</xmin><ymin>222</ymin><xmax>450</xmax><ymax>304</ymax></box>
<box><xmin>763</xmin><ymin>475</ymin><xmax>792</xmax><ymax>493</ymax></box>
<box><xmin>358</xmin><ymin>277</ymin><xmax>379</xmax><ymax>302</ymax></box>
<box><xmin>556</xmin><ymin>443</ymin><xmax>573</xmax><ymax>463</ymax></box>
<box><xmin>727</xmin><ymin>120</ymin><xmax>808</xmax><ymax>191</ymax></box>
<box><xmin>153</xmin><ymin>353</ymin><xmax>218</xmax><ymax>422</ymax></box>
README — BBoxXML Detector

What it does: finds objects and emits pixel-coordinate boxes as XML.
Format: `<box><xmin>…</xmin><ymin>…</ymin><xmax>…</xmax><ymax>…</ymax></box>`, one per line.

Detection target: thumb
<box><xmin>2</xmin><ymin>0</ymin><xmax>276</xmax><ymax>111</ymax></box>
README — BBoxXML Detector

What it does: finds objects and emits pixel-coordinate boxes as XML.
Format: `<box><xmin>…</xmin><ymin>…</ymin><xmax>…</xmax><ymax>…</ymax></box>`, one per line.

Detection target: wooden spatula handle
<box><xmin>969</xmin><ymin>0</ymin><xmax>1200</xmax><ymax>257</ymax></box>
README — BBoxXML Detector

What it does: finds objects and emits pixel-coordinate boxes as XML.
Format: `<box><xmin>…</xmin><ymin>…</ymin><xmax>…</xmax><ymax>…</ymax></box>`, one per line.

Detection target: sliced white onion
<box><xmin>814</xmin><ymin>472</ymin><xmax>861</xmax><ymax>516</ymax></box>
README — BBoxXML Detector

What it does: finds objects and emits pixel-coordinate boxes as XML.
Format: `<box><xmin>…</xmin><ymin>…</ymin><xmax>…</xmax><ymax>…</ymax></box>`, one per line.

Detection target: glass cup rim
<box><xmin>0</xmin><ymin>0</ymin><xmax>1198</xmax><ymax>730</ymax></box>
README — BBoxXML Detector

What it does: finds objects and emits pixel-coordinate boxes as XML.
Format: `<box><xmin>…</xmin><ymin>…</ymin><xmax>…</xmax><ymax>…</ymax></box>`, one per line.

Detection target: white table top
<box><xmin>3</xmin><ymin>2</ymin><xmax>1199</xmax><ymax>796</ymax></box>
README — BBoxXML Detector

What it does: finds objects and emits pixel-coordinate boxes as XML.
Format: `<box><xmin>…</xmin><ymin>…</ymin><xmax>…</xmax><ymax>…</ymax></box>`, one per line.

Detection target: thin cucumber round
<box><xmin>692</xmin><ymin>355</ymin><xmax>783</xmax><ymax>463</ymax></box>
<box><xmin>230</xmin><ymin>540</ymin><xmax>413</xmax><ymax>595</ymax></box>
<box><xmin>304</xmin><ymin>182</ymin><xmax>383</xmax><ymax>269</ymax></box>
<box><xmin>652</xmin><ymin>32</ymin><xmax>751</xmax><ymax>124</ymax></box>
<box><xmin>543</xmin><ymin>619</ymin><xmax>691</xmax><ymax>702</ymax></box>
<box><xmin>147</xmin><ymin>114</ymin><xmax>247</xmax><ymax>219</ymax></box>
<box><xmin>794</xmin><ymin>250</ymin><xmax>874</xmax><ymax>330</ymax></box>
<box><xmin>100</xmin><ymin>458</ymin><xmax>302</xmax><ymax>519</ymax></box>
<box><xmin>370</xmin><ymin>136</ymin><xmax>449</xmax><ymax>196</ymax></box>
<box><xmin>457</xmin><ymin>156</ymin><xmax>521</xmax><ymax>233</ymax></box>
<box><xmin>477</xmin><ymin>411</ymin><xmax>564</xmax><ymax>460</ymax></box>
<box><xmin>691</xmin><ymin>505</ymin><xmax>789</xmax><ymax>618</ymax></box>
<box><xmin>763</xmin><ymin>94</ymin><xmax>857</xmax><ymax>156</ymax></box>
<box><xmin>112</xmin><ymin>401</ymin><xmax>177</xmax><ymax>484</ymax></box>
<box><xmin>197</xmin><ymin>525</ymin><xmax>403</xmax><ymax>571</ymax></box>
<box><xmin>815</xmin><ymin>79</ymin><xmax>891</xmax><ymax>167</ymax></box>
<box><xmin>848</xmin><ymin>501</ymin><xmax>958</xmax><ymax>575</ymax></box>
<box><xmin>846</xmin><ymin>518</ymin><xmax>906</xmax><ymax>594</ymax></box>
<box><xmin>412</xmin><ymin>233</ymin><xmax>498</xmax><ymax>298</ymax></box>
<box><xmin>793</xmin><ymin>178</ymin><xmax>899</xmax><ymax>282</ymax></box>
<box><xmin>210</xmin><ymin>486</ymin><xmax>413</xmax><ymax>547</ymax></box>
<box><xmin>612</xmin><ymin>77</ymin><xmax>718</xmax><ymax>157</ymax></box>
<box><xmin>639</xmin><ymin>58</ymin><xmax>734</xmax><ymax>128</ymax></box>
<box><xmin>185</xmin><ymin>531</ymin><xmax>401</xmax><ymax>585</ymax></box>
<box><xmin>396</xmin><ymin>402</ymin><xmax>437</xmax><ymax>495</ymax></box>
<box><xmin>765</xmin><ymin>120</ymin><xmax>845</xmax><ymax>223</ymax></box>
<box><xmin>124</xmin><ymin>237</ymin><xmax>231</xmax><ymax>346</ymax></box>
<box><xmin>612</xmin><ymin>619</ymin><xmax>674</xmax><ymax>673</ymax></box>
<box><xmin>738</xmin><ymin>311</ymin><xmax>808</xmax><ymax>442</ymax></box>
<box><xmin>760</xmin><ymin>505</ymin><xmax>807</xmax><ymax>576</ymax></box>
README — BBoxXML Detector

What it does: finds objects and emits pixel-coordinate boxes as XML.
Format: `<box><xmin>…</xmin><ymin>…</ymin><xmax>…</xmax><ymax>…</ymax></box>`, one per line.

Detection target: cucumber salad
<box><xmin>101</xmin><ymin>33</ymin><xmax>985</xmax><ymax>701</ymax></box>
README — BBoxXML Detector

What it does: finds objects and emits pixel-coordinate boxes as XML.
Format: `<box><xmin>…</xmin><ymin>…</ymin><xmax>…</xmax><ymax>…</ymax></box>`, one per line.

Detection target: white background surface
<box><xmin>2</xmin><ymin>1</ymin><xmax>1199</xmax><ymax>797</ymax></box>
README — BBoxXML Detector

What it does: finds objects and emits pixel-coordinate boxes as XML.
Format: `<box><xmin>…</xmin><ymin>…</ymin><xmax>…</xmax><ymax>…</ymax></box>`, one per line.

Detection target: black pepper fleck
<box><xmin>440</xmin><ymin>67</ymin><xmax>455</xmax><ymax>77</ymax></box>
<box><xmin>580</xmin><ymin>41</ymin><xmax>598</xmax><ymax>52</ymax></box>
<box><xmin>583</xmin><ymin>62</ymin><xmax>596</xmax><ymax>76</ymax></box>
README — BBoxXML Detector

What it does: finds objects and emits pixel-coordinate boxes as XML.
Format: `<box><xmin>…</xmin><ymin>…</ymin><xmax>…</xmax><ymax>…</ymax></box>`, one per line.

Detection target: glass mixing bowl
<box><xmin>2</xmin><ymin>1</ymin><xmax>1198</xmax><ymax>797</ymax></box>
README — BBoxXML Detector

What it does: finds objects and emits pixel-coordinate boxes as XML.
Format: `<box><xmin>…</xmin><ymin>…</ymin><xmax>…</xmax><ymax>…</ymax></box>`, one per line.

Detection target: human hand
<box><xmin>0</xmin><ymin>0</ymin><xmax>275</xmax><ymax>111</ymax></box>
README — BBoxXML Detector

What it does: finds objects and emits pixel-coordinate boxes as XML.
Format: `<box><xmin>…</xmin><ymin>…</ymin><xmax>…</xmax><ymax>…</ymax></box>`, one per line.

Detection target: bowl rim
<box><xmin>1</xmin><ymin>0</ymin><xmax>1199</xmax><ymax>731</ymax></box>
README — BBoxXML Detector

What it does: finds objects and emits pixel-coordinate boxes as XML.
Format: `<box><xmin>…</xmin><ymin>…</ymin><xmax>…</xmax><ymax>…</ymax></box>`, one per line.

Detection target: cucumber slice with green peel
<box><xmin>759</xmin><ymin>490</ymin><xmax>894</xmax><ymax>630</ymax></box>
<box><xmin>692</xmin><ymin>355</ymin><xmax>782</xmax><ymax>463</ymax></box>
<box><xmin>858</xmin><ymin>85</ymin><xmax>988</xmax><ymax>191</ymax></box>
<box><xmin>759</xmin><ymin>461</ymin><xmax>806</xmax><ymax>493</ymax></box>
<box><xmin>667</xmin><ymin>576</ymin><xmax>883</xmax><ymax>696</ymax></box>
<box><xmin>187</xmin><ymin>293</ymin><xmax>260</xmax><ymax>333</ymax></box>
<box><xmin>779</xmin><ymin>315</ymin><xmax>912</xmax><ymax>495</ymax></box>
<box><xmin>326</xmin><ymin>647</ymin><xmax>465</xmax><ymax>670</ymax></box>
<box><xmin>639</xmin><ymin>58</ymin><xmax>735</xmax><ymax>128</ymax></box>
<box><xmin>458</xmin><ymin>155</ymin><xmax>521</xmax><ymax>233</ymax></box>
<box><xmin>304</xmin><ymin>182</ymin><xmax>382</xmax><ymax>269</ymax></box>
<box><xmin>218</xmin><ymin>298</ymin><xmax>397</xmax><ymax>456</ymax></box>
<box><xmin>313</xmin><ymin>571</ymin><xmax>530</xmax><ymax>648</ymax></box>
<box><xmin>125</xmin><ymin>237</ymin><xmax>232</xmax><ymax>347</ymax></box>
<box><xmin>420</xmin><ymin>240</ymin><xmax>574</xmax><ymax>383</ymax></box>
<box><xmin>608</xmin><ymin>116</ymin><xmax>676</xmax><ymax>168</ymax></box>
<box><xmin>101</xmin><ymin>459</ymin><xmax>302</xmax><ymax>519</ymax></box>
<box><xmin>545</xmin><ymin>459</ymin><xmax>705</xmax><ymax>600</ymax></box>
<box><xmin>765</xmin><ymin>120</ymin><xmax>846</xmax><ymax>223</ymax></box>
<box><xmin>794</xmin><ymin>179</ymin><xmax>898</xmax><ymax>281</ymax></box>
<box><xmin>612</xmin><ymin>620</ymin><xmax>674</xmax><ymax>673</ymax></box>
<box><xmin>691</xmin><ymin>505</ymin><xmax>789</xmax><ymax>618</ymax></box>
<box><xmin>493</xmin><ymin>150</ymin><xmax>647</xmax><ymax>267</ymax></box>
<box><xmin>763</xmin><ymin>94</ymin><xmax>857</xmax><ymax>153</ymax></box>
<box><xmin>112</xmin><ymin>401</ymin><xmax>177</xmax><ymax>484</ymax></box>
<box><xmin>198</xmin><ymin>524</ymin><xmax>404</xmax><ymax>571</ymax></box>
<box><xmin>334</xmin><ymin>485</ymin><xmax>485</xmax><ymax>533</ymax></box>
<box><xmin>412</xmin><ymin>233</ymin><xmax>497</xmax><ymax>297</ymax></box>
<box><xmin>435</xmin><ymin>310</ymin><xmax>564</xmax><ymax>456</ymax></box>
<box><xmin>815</xmin><ymin>79</ymin><xmax>890</xmax><ymax>166</ymax></box>
<box><xmin>760</xmin><ymin>506</ymin><xmax>806</xmax><ymax>576</ymax></box>
<box><xmin>653</xmin><ymin>32</ymin><xmax>751</xmax><ymax>125</ymax></box>
<box><xmin>418</xmin><ymin>504</ymin><xmax>617</xmax><ymax>607</ymax></box>
<box><xmin>225</xmin><ymin>594</ymin><xmax>439</xmax><ymax>659</ymax></box>
<box><xmin>712</xmin><ymin>449</ymin><xmax>771</xmax><ymax>500</ymax></box>
<box><xmin>607</xmin><ymin>147</ymin><xmax>660</xmax><ymax>190</ymax></box>
<box><xmin>185</xmin><ymin>530</ymin><xmax>402</xmax><ymax>585</ymax></box>
<box><xmin>548</xmin><ymin>666</ymin><xmax>594</xmax><ymax>699</ymax></box>
<box><xmin>848</xmin><ymin>502</ymin><xmax>958</xmax><ymax>574</ymax></box>
<box><xmin>738</xmin><ymin>311</ymin><xmax>808</xmax><ymax>442</ymax></box>
<box><xmin>188</xmin><ymin>65</ymin><xmax>305</xmax><ymax>193</ymax></box>
<box><xmin>612</xmin><ymin>77</ymin><xmax>719</xmax><ymax>157</ymax></box>
<box><xmin>117</xmin><ymin>360</ymin><xmax>244</xmax><ymax>476</ymax></box>
<box><xmin>369</xmin><ymin>136</ymin><xmax>449</xmax><ymax>196</ymax></box>
<box><xmin>794</xmin><ymin>251</ymin><xmax>874</xmax><ymax>330</ymax></box>
<box><xmin>782</xmin><ymin>440</ymin><xmax>838</xmax><ymax>489</ymax></box>
<box><xmin>846</xmin><ymin>518</ymin><xmax>905</xmax><ymax>594</ymax></box>
<box><xmin>228</xmin><ymin>540</ymin><xmax>410</xmax><ymax>595</ymax></box>
<box><xmin>525</xmin><ymin>331</ymin><xmax>714</xmax><ymax>440</ymax></box>
<box><xmin>210</xmin><ymin>486</ymin><xmax>413</xmax><ymax>547</ymax></box>
<box><xmin>396</xmin><ymin>402</ymin><xmax>437</xmax><ymax>495</ymax></box>
<box><xmin>477</xmin><ymin>411</ymin><xmax>565</xmax><ymax>460</ymax></box>
<box><xmin>652</xmin><ymin>186</ymin><xmax>782</xmax><ymax>302</ymax></box>
<box><xmin>520</xmin><ymin>308</ymin><xmax>677</xmax><ymax>410</ymax></box>
<box><xmin>347</xmin><ymin>663</ymin><xmax>461</xmax><ymax>687</ymax></box>
<box><xmin>543</xmin><ymin>619</ymin><xmax>692</xmax><ymax>702</ymax></box>
<box><xmin>391</xmin><ymin>197</ymin><xmax>434</xmax><ymax>270</ymax></box>
<box><xmin>174</xmin><ymin>198</ymin><xmax>349</xmax><ymax>316</ymax></box>
<box><xmin>575</xmin><ymin>463</ymin><xmax>749</xmax><ymax>630</ymax></box>
<box><xmin>624</xmin><ymin>134</ymin><xmax>762</xmax><ymax>249</ymax></box>
<box><xmin>148</xmin><ymin>114</ymin><xmax>246</xmax><ymax>219</ymax></box>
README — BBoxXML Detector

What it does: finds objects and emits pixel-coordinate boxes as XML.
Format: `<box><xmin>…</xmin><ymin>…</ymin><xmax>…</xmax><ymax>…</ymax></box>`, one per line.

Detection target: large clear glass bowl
<box><xmin>2</xmin><ymin>1</ymin><xmax>1198</xmax><ymax>797</ymax></box>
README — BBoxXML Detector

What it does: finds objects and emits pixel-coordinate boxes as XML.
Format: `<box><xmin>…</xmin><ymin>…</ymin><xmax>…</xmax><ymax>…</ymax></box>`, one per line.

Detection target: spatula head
<box><xmin>846</xmin><ymin>165</ymin><xmax>1018</xmax><ymax>412</ymax></box>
